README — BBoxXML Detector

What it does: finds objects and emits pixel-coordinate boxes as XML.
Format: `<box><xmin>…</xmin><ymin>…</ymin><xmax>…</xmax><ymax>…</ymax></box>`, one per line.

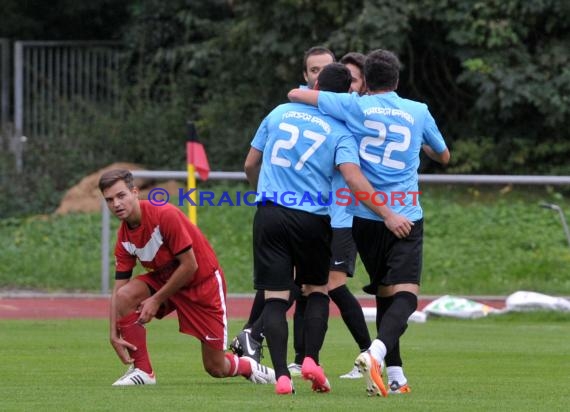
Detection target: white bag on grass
<box><xmin>422</xmin><ymin>295</ymin><xmax>498</xmax><ymax>319</ymax></box>
<box><xmin>505</xmin><ymin>291</ymin><xmax>570</xmax><ymax>312</ymax></box>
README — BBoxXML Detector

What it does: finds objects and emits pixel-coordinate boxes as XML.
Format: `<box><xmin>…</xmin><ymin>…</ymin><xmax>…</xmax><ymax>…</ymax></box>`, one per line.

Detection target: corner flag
<box><xmin>186</xmin><ymin>122</ymin><xmax>210</xmax><ymax>224</ymax></box>
<box><xmin>186</xmin><ymin>122</ymin><xmax>210</xmax><ymax>181</ymax></box>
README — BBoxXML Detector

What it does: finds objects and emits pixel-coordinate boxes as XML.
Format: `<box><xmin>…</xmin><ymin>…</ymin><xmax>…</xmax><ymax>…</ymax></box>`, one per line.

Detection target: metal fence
<box><xmin>99</xmin><ymin>172</ymin><xmax>570</xmax><ymax>294</ymax></box>
<box><xmin>1</xmin><ymin>40</ymin><xmax>121</xmax><ymax>172</ymax></box>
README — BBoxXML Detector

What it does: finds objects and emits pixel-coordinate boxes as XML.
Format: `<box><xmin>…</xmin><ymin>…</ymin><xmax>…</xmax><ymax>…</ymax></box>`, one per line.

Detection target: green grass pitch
<box><xmin>1</xmin><ymin>314</ymin><xmax>568</xmax><ymax>411</ymax></box>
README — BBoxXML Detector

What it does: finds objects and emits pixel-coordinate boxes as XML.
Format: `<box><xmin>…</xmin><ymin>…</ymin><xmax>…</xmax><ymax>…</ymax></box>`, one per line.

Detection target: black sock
<box><xmin>378</xmin><ymin>295</ymin><xmax>406</xmax><ymax>366</ymax></box>
<box><xmin>248</xmin><ymin>286</ymin><xmax>299</xmax><ymax>344</ymax></box>
<box><xmin>250</xmin><ymin>315</ymin><xmax>264</xmax><ymax>343</ymax></box>
<box><xmin>377</xmin><ymin>295</ymin><xmax>401</xmax><ymax>363</ymax></box>
<box><xmin>288</xmin><ymin>283</ymin><xmax>301</xmax><ymax>308</ymax></box>
<box><xmin>244</xmin><ymin>289</ymin><xmax>265</xmax><ymax>330</ymax></box>
<box><xmin>293</xmin><ymin>294</ymin><xmax>307</xmax><ymax>364</ymax></box>
<box><xmin>377</xmin><ymin>291</ymin><xmax>417</xmax><ymax>353</ymax></box>
<box><xmin>303</xmin><ymin>292</ymin><xmax>330</xmax><ymax>365</ymax></box>
<box><xmin>385</xmin><ymin>339</ymin><xmax>403</xmax><ymax>367</ymax></box>
<box><xmin>330</xmin><ymin>285</ymin><xmax>371</xmax><ymax>351</ymax></box>
<box><xmin>375</xmin><ymin>295</ymin><xmax>394</xmax><ymax>334</ymax></box>
<box><xmin>262</xmin><ymin>298</ymin><xmax>290</xmax><ymax>378</ymax></box>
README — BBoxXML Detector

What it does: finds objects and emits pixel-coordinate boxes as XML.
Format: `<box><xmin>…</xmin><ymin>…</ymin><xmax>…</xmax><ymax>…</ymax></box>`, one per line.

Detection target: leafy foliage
<box><xmin>120</xmin><ymin>0</ymin><xmax>569</xmax><ymax>176</ymax></box>
<box><xmin>1</xmin><ymin>0</ymin><xmax>569</xmax><ymax>217</ymax></box>
<box><xmin>414</xmin><ymin>0</ymin><xmax>570</xmax><ymax>173</ymax></box>
<box><xmin>0</xmin><ymin>0</ymin><xmax>130</xmax><ymax>40</ymax></box>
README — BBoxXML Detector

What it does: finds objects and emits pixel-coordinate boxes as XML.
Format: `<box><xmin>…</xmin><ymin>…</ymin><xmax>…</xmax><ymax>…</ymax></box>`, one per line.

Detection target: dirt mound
<box><xmin>55</xmin><ymin>163</ymin><xmax>182</xmax><ymax>215</ymax></box>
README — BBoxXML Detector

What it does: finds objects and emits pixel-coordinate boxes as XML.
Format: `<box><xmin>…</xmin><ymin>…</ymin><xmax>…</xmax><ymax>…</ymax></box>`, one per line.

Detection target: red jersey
<box><xmin>114</xmin><ymin>201</ymin><xmax>220</xmax><ymax>287</ymax></box>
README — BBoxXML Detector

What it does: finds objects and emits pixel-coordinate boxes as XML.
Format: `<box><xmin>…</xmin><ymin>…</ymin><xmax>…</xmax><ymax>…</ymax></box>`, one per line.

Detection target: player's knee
<box><xmin>205</xmin><ymin>368</ymin><xmax>225</xmax><ymax>378</ymax></box>
<box><xmin>327</xmin><ymin>270</ymin><xmax>347</xmax><ymax>290</ymax></box>
<box><xmin>394</xmin><ymin>291</ymin><xmax>418</xmax><ymax>314</ymax></box>
<box><xmin>115</xmin><ymin>288</ymin><xmax>139</xmax><ymax>316</ymax></box>
<box><xmin>115</xmin><ymin>286</ymin><xmax>130</xmax><ymax>302</ymax></box>
<box><xmin>304</xmin><ymin>284</ymin><xmax>328</xmax><ymax>295</ymax></box>
<box><xmin>203</xmin><ymin>358</ymin><xmax>226</xmax><ymax>378</ymax></box>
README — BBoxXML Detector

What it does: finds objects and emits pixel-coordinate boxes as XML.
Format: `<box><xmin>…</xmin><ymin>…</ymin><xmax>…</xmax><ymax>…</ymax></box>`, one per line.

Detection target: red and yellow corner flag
<box><xmin>186</xmin><ymin>121</ymin><xmax>210</xmax><ymax>224</ymax></box>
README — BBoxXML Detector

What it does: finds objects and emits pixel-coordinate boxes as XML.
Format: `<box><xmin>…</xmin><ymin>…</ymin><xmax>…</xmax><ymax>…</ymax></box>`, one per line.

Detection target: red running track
<box><xmin>0</xmin><ymin>295</ymin><xmax>505</xmax><ymax>320</ymax></box>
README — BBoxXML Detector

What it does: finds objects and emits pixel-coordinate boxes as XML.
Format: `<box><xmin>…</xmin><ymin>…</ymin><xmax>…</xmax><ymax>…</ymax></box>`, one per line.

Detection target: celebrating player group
<box><xmin>101</xmin><ymin>46</ymin><xmax>449</xmax><ymax>397</ymax></box>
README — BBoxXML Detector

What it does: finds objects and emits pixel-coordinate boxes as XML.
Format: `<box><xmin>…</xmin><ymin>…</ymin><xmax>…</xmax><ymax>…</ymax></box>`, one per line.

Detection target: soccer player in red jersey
<box><xmin>99</xmin><ymin>169</ymin><xmax>275</xmax><ymax>386</ymax></box>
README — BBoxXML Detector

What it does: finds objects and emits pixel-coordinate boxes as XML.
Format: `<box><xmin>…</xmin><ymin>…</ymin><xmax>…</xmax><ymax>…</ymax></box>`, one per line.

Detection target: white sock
<box><xmin>387</xmin><ymin>366</ymin><xmax>407</xmax><ymax>385</ymax></box>
<box><xmin>369</xmin><ymin>339</ymin><xmax>387</xmax><ymax>364</ymax></box>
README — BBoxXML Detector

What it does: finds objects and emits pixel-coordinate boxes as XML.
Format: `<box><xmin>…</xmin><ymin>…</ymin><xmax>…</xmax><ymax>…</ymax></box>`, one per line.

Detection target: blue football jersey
<box><xmin>318</xmin><ymin>91</ymin><xmax>448</xmax><ymax>221</ymax></box>
<box><xmin>251</xmin><ymin>102</ymin><xmax>359</xmax><ymax>215</ymax></box>
<box><xmin>330</xmin><ymin>170</ymin><xmax>353</xmax><ymax>228</ymax></box>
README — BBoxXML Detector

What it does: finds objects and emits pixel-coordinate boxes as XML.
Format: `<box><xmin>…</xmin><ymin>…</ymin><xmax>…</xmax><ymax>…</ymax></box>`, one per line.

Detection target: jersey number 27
<box><xmin>271</xmin><ymin>122</ymin><xmax>326</xmax><ymax>170</ymax></box>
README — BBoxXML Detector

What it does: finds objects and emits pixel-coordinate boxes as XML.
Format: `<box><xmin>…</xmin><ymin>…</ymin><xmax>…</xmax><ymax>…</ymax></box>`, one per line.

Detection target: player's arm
<box><xmin>110</xmin><ymin>277</ymin><xmax>137</xmax><ymax>364</ymax></box>
<box><xmin>422</xmin><ymin>145</ymin><xmax>450</xmax><ymax>165</ymax></box>
<box><xmin>136</xmin><ymin>248</ymin><xmax>198</xmax><ymax>324</ymax></box>
<box><xmin>338</xmin><ymin>162</ymin><xmax>413</xmax><ymax>239</ymax></box>
<box><xmin>244</xmin><ymin>147</ymin><xmax>263</xmax><ymax>189</ymax></box>
<box><xmin>109</xmin><ymin>241</ymin><xmax>138</xmax><ymax>363</ymax></box>
<box><xmin>422</xmin><ymin>109</ymin><xmax>450</xmax><ymax>166</ymax></box>
<box><xmin>287</xmin><ymin>88</ymin><xmax>319</xmax><ymax>106</ymax></box>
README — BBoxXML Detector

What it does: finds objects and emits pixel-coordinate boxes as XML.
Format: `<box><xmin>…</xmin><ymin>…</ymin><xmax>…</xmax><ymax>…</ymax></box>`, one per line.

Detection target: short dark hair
<box><xmin>317</xmin><ymin>63</ymin><xmax>352</xmax><ymax>93</ymax></box>
<box><xmin>303</xmin><ymin>46</ymin><xmax>336</xmax><ymax>72</ymax></box>
<box><xmin>340</xmin><ymin>52</ymin><xmax>365</xmax><ymax>72</ymax></box>
<box><xmin>364</xmin><ymin>49</ymin><xmax>401</xmax><ymax>92</ymax></box>
<box><xmin>98</xmin><ymin>169</ymin><xmax>134</xmax><ymax>192</ymax></box>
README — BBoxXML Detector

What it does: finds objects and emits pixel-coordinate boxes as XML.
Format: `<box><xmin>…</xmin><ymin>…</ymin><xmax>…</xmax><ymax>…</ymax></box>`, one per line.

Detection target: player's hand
<box><xmin>136</xmin><ymin>297</ymin><xmax>160</xmax><ymax>324</ymax></box>
<box><xmin>110</xmin><ymin>335</ymin><xmax>136</xmax><ymax>364</ymax></box>
<box><xmin>384</xmin><ymin>213</ymin><xmax>413</xmax><ymax>238</ymax></box>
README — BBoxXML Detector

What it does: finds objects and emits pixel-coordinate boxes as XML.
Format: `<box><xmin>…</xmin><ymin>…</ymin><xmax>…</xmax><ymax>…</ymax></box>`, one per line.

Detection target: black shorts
<box><xmin>330</xmin><ymin>227</ymin><xmax>357</xmax><ymax>276</ymax></box>
<box><xmin>253</xmin><ymin>202</ymin><xmax>332</xmax><ymax>291</ymax></box>
<box><xmin>352</xmin><ymin>217</ymin><xmax>423</xmax><ymax>294</ymax></box>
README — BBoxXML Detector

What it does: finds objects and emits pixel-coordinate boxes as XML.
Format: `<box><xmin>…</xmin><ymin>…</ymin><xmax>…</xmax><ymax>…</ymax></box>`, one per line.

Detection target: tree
<box><xmin>0</xmin><ymin>0</ymin><xmax>130</xmax><ymax>40</ymax></box>
<box><xmin>114</xmin><ymin>0</ymin><xmax>570</xmax><ymax>173</ymax></box>
<box><xmin>3</xmin><ymin>0</ymin><xmax>569</xmax><ymax>217</ymax></box>
<box><xmin>411</xmin><ymin>0</ymin><xmax>570</xmax><ymax>173</ymax></box>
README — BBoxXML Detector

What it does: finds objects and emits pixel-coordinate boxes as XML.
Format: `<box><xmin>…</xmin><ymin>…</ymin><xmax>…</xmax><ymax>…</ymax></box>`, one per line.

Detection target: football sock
<box><xmin>303</xmin><ymin>292</ymin><xmax>330</xmax><ymax>365</ymax></box>
<box><xmin>225</xmin><ymin>352</ymin><xmax>239</xmax><ymax>376</ymax></box>
<box><xmin>377</xmin><ymin>291</ymin><xmax>417</xmax><ymax>354</ymax></box>
<box><xmin>293</xmin><ymin>294</ymin><xmax>307</xmax><ymax>365</ymax></box>
<box><xmin>251</xmin><ymin>284</ymin><xmax>300</xmax><ymax>346</ymax></box>
<box><xmin>375</xmin><ymin>295</ymin><xmax>394</xmax><ymax>332</ymax></box>
<box><xmin>244</xmin><ymin>289</ymin><xmax>265</xmax><ymax>330</ymax></box>
<box><xmin>330</xmin><ymin>285</ymin><xmax>371</xmax><ymax>351</ymax></box>
<box><xmin>369</xmin><ymin>338</ymin><xmax>387</xmax><ymax>363</ymax></box>
<box><xmin>250</xmin><ymin>316</ymin><xmax>264</xmax><ymax>343</ymax></box>
<box><xmin>385</xmin><ymin>340</ymin><xmax>403</xmax><ymax>367</ymax></box>
<box><xmin>377</xmin><ymin>295</ymin><xmax>404</xmax><ymax>367</ymax></box>
<box><xmin>224</xmin><ymin>353</ymin><xmax>252</xmax><ymax>377</ymax></box>
<box><xmin>289</xmin><ymin>283</ymin><xmax>302</xmax><ymax>307</ymax></box>
<box><xmin>387</xmin><ymin>366</ymin><xmax>407</xmax><ymax>385</ymax></box>
<box><xmin>262</xmin><ymin>298</ymin><xmax>290</xmax><ymax>378</ymax></box>
<box><xmin>237</xmin><ymin>356</ymin><xmax>254</xmax><ymax>377</ymax></box>
<box><xmin>117</xmin><ymin>312</ymin><xmax>152</xmax><ymax>374</ymax></box>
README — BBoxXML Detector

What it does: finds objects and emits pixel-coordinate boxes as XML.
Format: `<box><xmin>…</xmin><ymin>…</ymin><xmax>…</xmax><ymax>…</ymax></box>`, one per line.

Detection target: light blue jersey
<box><xmin>330</xmin><ymin>170</ymin><xmax>353</xmax><ymax>228</ymax></box>
<box><xmin>251</xmin><ymin>102</ymin><xmax>359</xmax><ymax>215</ymax></box>
<box><xmin>318</xmin><ymin>91</ymin><xmax>448</xmax><ymax>221</ymax></box>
